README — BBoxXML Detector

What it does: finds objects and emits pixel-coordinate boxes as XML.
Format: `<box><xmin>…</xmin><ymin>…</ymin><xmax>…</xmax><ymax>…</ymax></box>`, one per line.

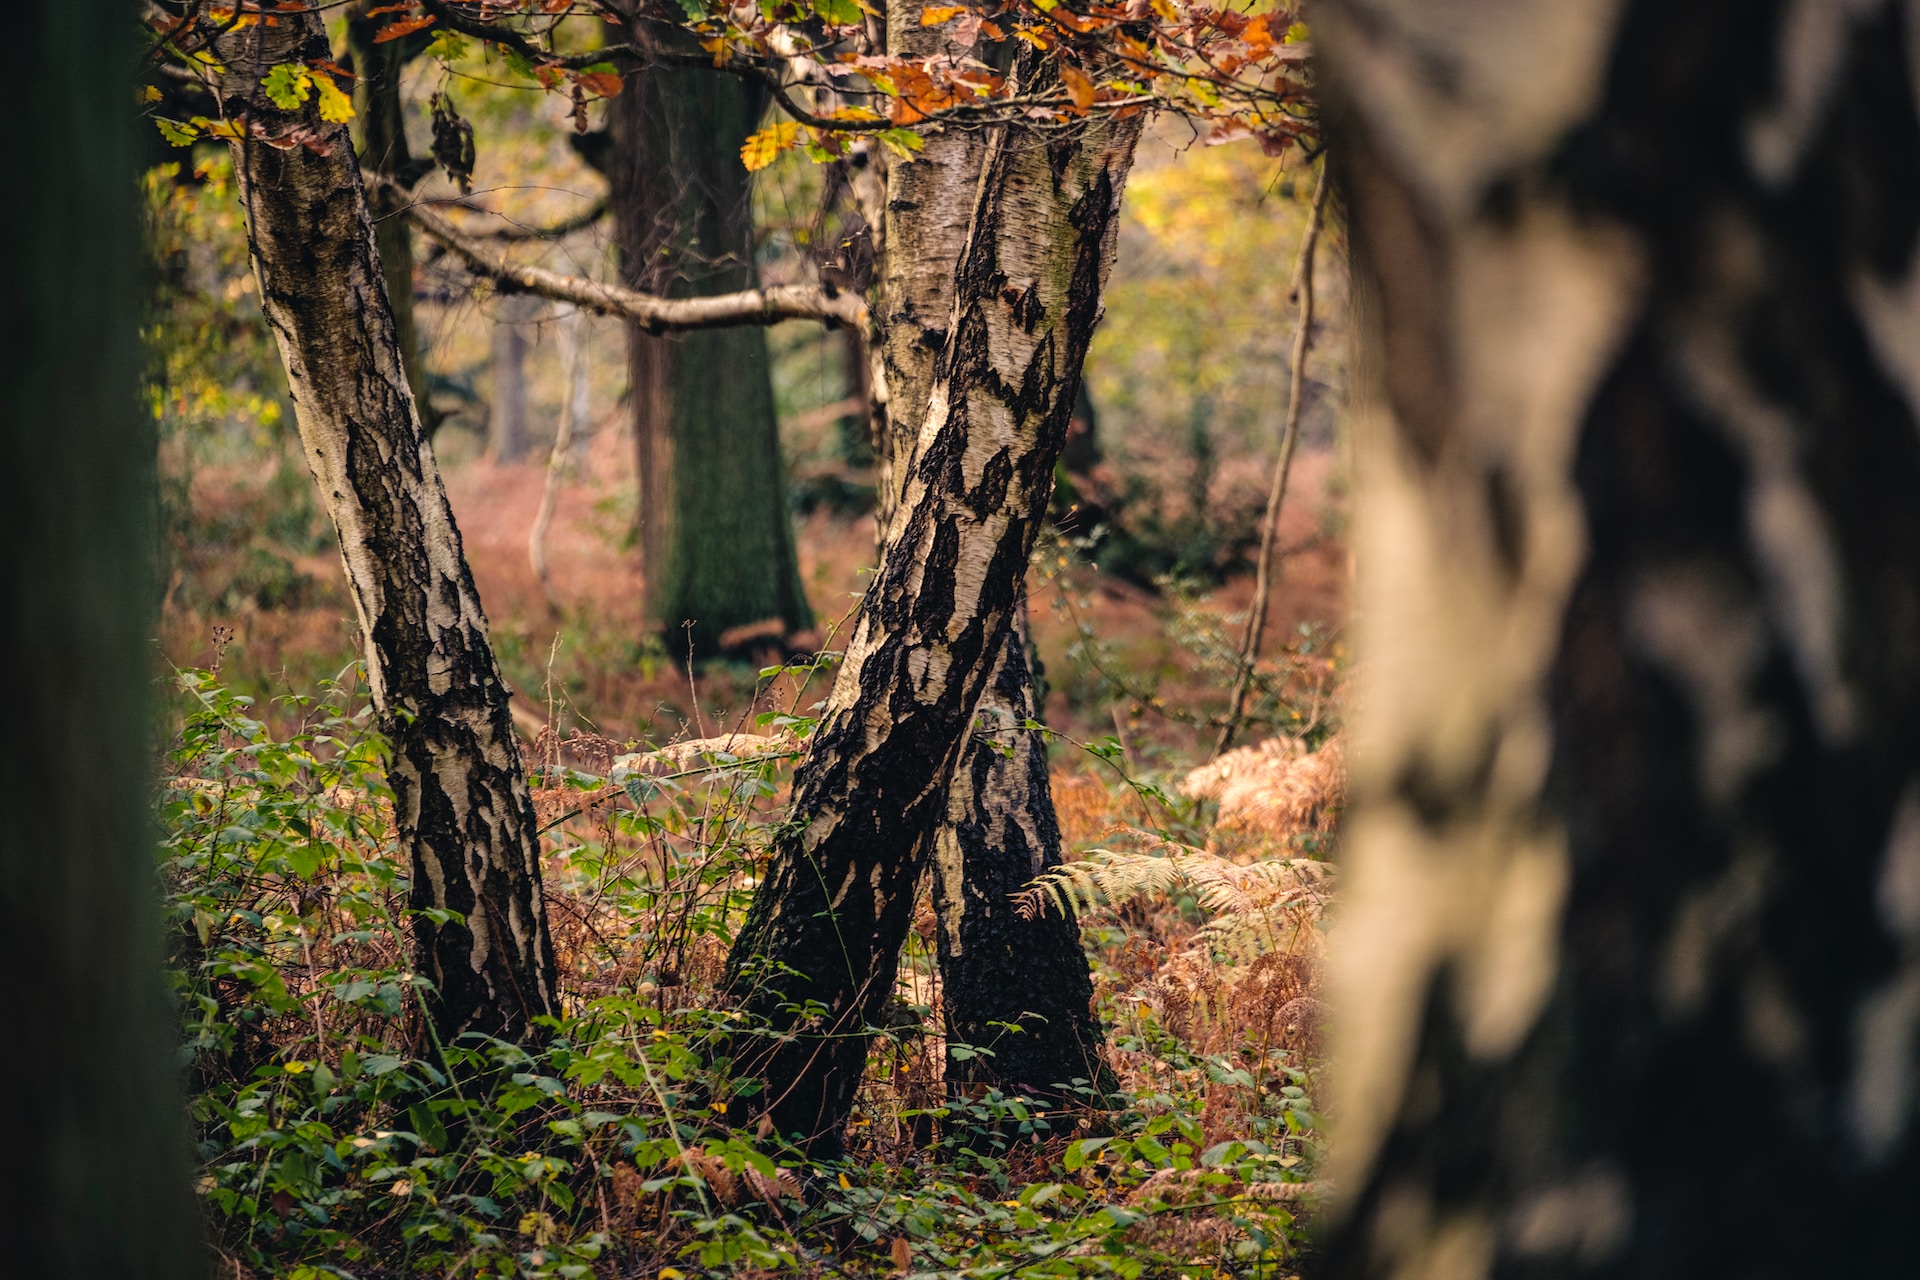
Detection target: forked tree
<box><xmin>1318</xmin><ymin>0</ymin><xmax>1920</xmax><ymax>1273</ymax></box>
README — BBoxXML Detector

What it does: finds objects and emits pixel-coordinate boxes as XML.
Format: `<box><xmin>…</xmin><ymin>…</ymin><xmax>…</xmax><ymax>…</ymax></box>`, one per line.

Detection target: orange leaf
<box><xmin>373</xmin><ymin>14</ymin><xmax>435</xmax><ymax>42</ymax></box>
<box><xmin>576</xmin><ymin>70</ymin><xmax>623</xmax><ymax>97</ymax></box>
<box><xmin>1058</xmin><ymin>62</ymin><xmax>1096</xmax><ymax>110</ymax></box>
<box><xmin>919</xmin><ymin>5</ymin><xmax>966</xmax><ymax>23</ymax></box>
<box><xmin>890</xmin><ymin>1237</ymin><xmax>911</xmax><ymax>1272</ymax></box>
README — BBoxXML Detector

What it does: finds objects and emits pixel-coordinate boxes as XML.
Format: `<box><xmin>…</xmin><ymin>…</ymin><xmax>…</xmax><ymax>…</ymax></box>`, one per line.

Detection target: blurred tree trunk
<box><xmin>488</xmin><ymin>293</ymin><xmax>539</xmax><ymax>464</ymax></box>
<box><xmin>1319</xmin><ymin>0</ymin><xmax>1920</xmax><ymax>1274</ymax></box>
<box><xmin>211</xmin><ymin>11</ymin><xmax>559</xmax><ymax>1046</ymax></box>
<box><xmin>874</xmin><ymin>9</ymin><xmax>1114</xmax><ymax>1102</ymax></box>
<box><xmin>1</xmin><ymin>6</ymin><xmax>202</xmax><ymax>1276</ymax></box>
<box><xmin>345</xmin><ymin>1</ymin><xmax>439</xmax><ymax>436</ymax></box>
<box><xmin>609</xmin><ymin>23</ymin><xmax>810</xmax><ymax>656</ymax></box>
<box><xmin>723</xmin><ymin>105</ymin><xmax>1139</xmax><ymax>1154</ymax></box>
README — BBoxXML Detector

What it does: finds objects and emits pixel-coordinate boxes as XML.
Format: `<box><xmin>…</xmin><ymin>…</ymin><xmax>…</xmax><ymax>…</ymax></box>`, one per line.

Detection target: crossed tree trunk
<box><xmin>721</xmin><ymin>95</ymin><xmax>1140</xmax><ymax>1152</ymax></box>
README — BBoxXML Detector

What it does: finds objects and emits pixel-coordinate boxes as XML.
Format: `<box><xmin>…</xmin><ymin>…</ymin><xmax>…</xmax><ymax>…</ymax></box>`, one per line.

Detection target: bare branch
<box><xmin>397</xmin><ymin>189</ymin><xmax>868</xmax><ymax>332</ymax></box>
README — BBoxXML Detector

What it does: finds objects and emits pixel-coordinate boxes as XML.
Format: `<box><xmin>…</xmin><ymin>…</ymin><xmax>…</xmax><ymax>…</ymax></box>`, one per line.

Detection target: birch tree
<box><xmin>195</xmin><ymin>9</ymin><xmax>559</xmax><ymax>1044</ymax></box>
<box><xmin>721</xmin><ymin>96</ymin><xmax>1140</xmax><ymax>1151</ymax></box>
<box><xmin>1318</xmin><ymin>0</ymin><xmax>1920</xmax><ymax>1272</ymax></box>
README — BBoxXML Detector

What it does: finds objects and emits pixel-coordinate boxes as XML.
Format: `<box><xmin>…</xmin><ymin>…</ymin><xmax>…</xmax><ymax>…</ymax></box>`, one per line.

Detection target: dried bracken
<box><xmin>1180</xmin><ymin>734</ymin><xmax>1345</xmax><ymax>846</ymax></box>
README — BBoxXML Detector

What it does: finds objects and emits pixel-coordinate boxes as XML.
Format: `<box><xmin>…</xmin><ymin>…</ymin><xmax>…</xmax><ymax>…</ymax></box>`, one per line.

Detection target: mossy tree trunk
<box><xmin>1319</xmin><ymin>0</ymin><xmax>1920</xmax><ymax>1273</ymax></box>
<box><xmin>2</xmin><ymin>6</ymin><xmax>201</xmax><ymax>1275</ymax></box>
<box><xmin>211</xmin><ymin>11</ymin><xmax>559</xmax><ymax>1045</ymax></box>
<box><xmin>722</xmin><ymin>104</ymin><xmax>1139</xmax><ymax>1154</ymax></box>
<box><xmin>609</xmin><ymin>23</ymin><xmax>810</xmax><ymax>656</ymax></box>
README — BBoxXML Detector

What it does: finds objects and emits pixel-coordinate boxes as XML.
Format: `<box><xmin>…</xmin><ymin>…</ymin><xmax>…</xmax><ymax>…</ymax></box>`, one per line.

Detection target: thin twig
<box><xmin>530</xmin><ymin>307</ymin><xmax>583</xmax><ymax>615</ymax></box>
<box><xmin>1216</xmin><ymin>160</ymin><xmax>1330</xmax><ymax>757</ymax></box>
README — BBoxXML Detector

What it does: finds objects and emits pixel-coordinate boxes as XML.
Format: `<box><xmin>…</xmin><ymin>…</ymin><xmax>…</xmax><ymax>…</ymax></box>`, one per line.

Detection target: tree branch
<box><xmin>396</xmin><ymin>189</ymin><xmax>868</xmax><ymax>332</ymax></box>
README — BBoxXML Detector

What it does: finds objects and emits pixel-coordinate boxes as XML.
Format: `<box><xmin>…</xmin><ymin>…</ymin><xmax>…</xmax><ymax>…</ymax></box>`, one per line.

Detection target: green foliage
<box><xmin>160</xmin><ymin>669</ymin><xmax>1319</xmax><ymax>1277</ymax></box>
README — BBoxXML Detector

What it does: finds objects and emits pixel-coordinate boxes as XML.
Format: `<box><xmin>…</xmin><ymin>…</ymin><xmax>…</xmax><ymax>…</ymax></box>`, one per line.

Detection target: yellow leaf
<box><xmin>1149</xmin><ymin>0</ymin><xmax>1178</xmax><ymax>20</ymax></box>
<box><xmin>141</xmin><ymin>84</ymin><xmax>163</xmax><ymax>103</ymax></box>
<box><xmin>313</xmin><ymin>73</ymin><xmax>355</xmax><ymax>124</ymax></box>
<box><xmin>838</xmin><ymin>1172</ymin><xmax>852</xmax><ymax>1190</ymax></box>
<box><xmin>740</xmin><ymin>121</ymin><xmax>803</xmax><ymax>171</ymax></box>
<box><xmin>920</xmin><ymin>5</ymin><xmax>966</xmax><ymax>23</ymax></box>
<box><xmin>660</xmin><ymin>1270</ymin><xmax>686</xmax><ymax>1280</ymax></box>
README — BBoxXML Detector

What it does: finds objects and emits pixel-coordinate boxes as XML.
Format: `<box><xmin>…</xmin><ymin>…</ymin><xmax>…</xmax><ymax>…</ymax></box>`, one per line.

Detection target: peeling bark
<box><xmin>211</xmin><ymin>12</ymin><xmax>558</xmax><ymax>1044</ymax></box>
<box><xmin>932</xmin><ymin>601</ymin><xmax>1108</xmax><ymax>1100</ymax></box>
<box><xmin>1320</xmin><ymin>0</ymin><xmax>1920</xmax><ymax>1273</ymax></box>
<box><xmin>724</xmin><ymin>100</ymin><xmax>1139</xmax><ymax>1153</ymax></box>
<box><xmin>345</xmin><ymin>1</ymin><xmax>438</xmax><ymax>435</ymax></box>
<box><xmin>873</xmin><ymin>15</ymin><xmax>1121</xmax><ymax>1101</ymax></box>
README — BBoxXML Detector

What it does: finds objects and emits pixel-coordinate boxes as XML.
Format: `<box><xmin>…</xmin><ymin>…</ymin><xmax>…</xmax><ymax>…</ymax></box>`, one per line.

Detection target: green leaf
<box><xmin>261</xmin><ymin>64</ymin><xmax>312</xmax><ymax>111</ymax></box>
<box><xmin>813</xmin><ymin>0</ymin><xmax>861</xmax><ymax>23</ymax></box>
<box><xmin>877</xmin><ymin>127</ymin><xmax>925</xmax><ymax>160</ymax></box>
<box><xmin>154</xmin><ymin>118</ymin><xmax>199</xmax><ymax>147</ymax></box>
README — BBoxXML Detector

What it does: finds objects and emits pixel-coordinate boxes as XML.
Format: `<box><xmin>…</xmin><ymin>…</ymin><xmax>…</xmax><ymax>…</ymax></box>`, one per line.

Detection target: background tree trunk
<box><xmin>609</xmin><ymin>28</ymin><xmax>811</xmax><ymax>656</ymax></box>
<box><xmin>212</xmin><ymin>12</ymin><xmax>559</xmax><ymax>1045</ymax></box>
<box><xmin>345</xmin><ymin>1</ymin><xmax>439</xmax><ymax>436</ymax></box>
<box><xmin>1</xmin><ymin>6</ymin><xmax>202</xmax><ymax>1275</ymax></box>
<box><xmin>723</xmin><ymin>106</ymin><xmax>1139</xmax><ymax>1154</ymax></box>
<box><xmin>1319</xmin><ymin>0</ymin><xmax>1920</xmax><ymax>1274</ymax></box>
<box><xmin>488</xmin><ymin>293</ymin><xmax>539</xmax><ymax>464</ymax></box>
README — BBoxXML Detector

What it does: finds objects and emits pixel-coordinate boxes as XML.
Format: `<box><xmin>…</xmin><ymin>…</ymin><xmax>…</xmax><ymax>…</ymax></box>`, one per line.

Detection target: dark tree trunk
<box><xmin>723</xmin><ymin>107</ymin><xmax>1139</xmax><ymax>1154</ymax></box>
<box><xmin>211</xmin><ymin>11</ymin><xmax>558</xmax><ymax>1045</ymax></box>
<box><xmin>1</xmin><ymin>8</ymin><xmax>202</xmax><ymax>1277</ymax></box>
<box><xmin>932</xmin><ymin>602</ymin><xmax>1107</xmax><ymax>1100</ymax></box>
<box><xmin>608</xmin><ymin>27</ymin><xmax>811</xmax><ymax>655</ymax></box>
<box><xmin>1318</xmin><ymin>0</ymin><xmax>1920</xmax><ymax>1274</ymax></box>
<box><xmin>345</xmin><ymin>1</ymin><xmax>439</xmax><ymax>436</ymax></box>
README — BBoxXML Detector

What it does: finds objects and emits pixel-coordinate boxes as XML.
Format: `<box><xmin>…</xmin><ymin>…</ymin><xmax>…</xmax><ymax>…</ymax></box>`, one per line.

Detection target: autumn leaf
<box><xmin>1059</xmin><ymin>63</ymin><xmax>1096</xmax><ymax>110</ymax></box>
<box><xmin>814</xmin><ymin>0</ymin><xmax>862</xmax><ymax>23</ymax></box>
<box><xmin>576</xmin><ymin>69</ymin><xmax>623</xmax><ymax>97</ymax></box>
<box><xmin>740</xmin><ymin>121</ymin><xmax>804</xmax><ymax>171</ymax></box>
<box><xmin>313</xmin><ymin>73</ymin><xmax>355</xmax><ymax>123</ymax></box>
<box><xmin>920</xmin><ymin>5</ymin><xmax>966</xmax><ymax>23</ymax></box>
<box><xmin>155</xmin><ymin>117</ymin><xmax>199</xmax><ymax>147</ymax></box>
<box><xmin>373</xmin><ymin>13</ymin><xmax>435</xmax><ymax>42</ymax></box>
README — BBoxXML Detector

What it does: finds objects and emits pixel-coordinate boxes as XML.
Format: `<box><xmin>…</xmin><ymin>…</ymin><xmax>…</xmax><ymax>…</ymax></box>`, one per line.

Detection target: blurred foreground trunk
<box><xmin>1320</xmin><ymin>1</ymin><xmax>1920</xmax><ymax>1274</ymax></box>
<box><xmin>609</xmin><ymin>23</ymin><xmax>811</xmax><ymax>655</ymax></box>
<box><xmin>723</xmin><ymin>100</ymin><xmax>1139</xmax><ymax>1153</ymax></box>
<box><xmin>876</xmin><ymin>8</ymin><xmax>1113</xmax><ymax>1102</ymax></box>
<box><xmin>210</xmin><ymin>11</ymin><xmax>558</xmax><ymax>1045</ymax></box>
<box><xmin>1</xmin><ymin>6</ymin><xmax>201</xmax><ymax>1276</ymax></box>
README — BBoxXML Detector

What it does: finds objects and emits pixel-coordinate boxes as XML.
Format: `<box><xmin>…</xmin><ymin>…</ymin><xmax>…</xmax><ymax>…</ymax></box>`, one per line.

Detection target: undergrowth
<box><xmin>160</xmin><ymin>665</ymin><xmax>1327</xmax><ymax>1279</ymax></box>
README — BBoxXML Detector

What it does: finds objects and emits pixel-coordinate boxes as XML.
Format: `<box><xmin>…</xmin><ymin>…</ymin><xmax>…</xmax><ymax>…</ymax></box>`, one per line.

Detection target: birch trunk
<box><xmin>345</xmin><ymin>1</ymin><xmax>438</xmax><ymax>435</ymax></box>
<box><xmin>724</xmin><ymin>105</ymin><xmax>1139</xmax><ymax>1153</ymax></box>
<box><xmin>1319</xmin><ymin>0</ymin><xmax>1920</xmax><ymax>1272</ymax></box>
<box><xmin>211</xmin><ymin>12</ymin><xmax>559</xmax><ymax>1045</ymax></box>
<box><xmin>5</xmin><ymin>5</ymin><xmax>200</xmax><ymax>1273</ymax></box>
<box><xmin>873</xmin><ymin>14</ymin><xmax>1120</xmax><ymax>1099</ymax></box>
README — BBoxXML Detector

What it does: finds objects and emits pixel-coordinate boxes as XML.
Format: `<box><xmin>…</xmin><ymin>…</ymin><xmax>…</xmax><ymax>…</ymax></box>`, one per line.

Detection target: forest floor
<box><xmin>158</xmin><ymin>428</ymin><xmax>1348</xmax><ymax>1279</ymax></box>
<box><xmin>159</xmin><ymin>421</ymin><xmax>1349</xmax><ymax>769</ymax></box>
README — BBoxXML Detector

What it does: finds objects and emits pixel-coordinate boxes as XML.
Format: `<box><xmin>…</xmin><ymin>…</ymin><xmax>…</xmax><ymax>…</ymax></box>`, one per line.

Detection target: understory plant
<box><xmin>159</xmin><ymin>664</ymin><xmax>1321</xmax><ymax>1278</ymax></box>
